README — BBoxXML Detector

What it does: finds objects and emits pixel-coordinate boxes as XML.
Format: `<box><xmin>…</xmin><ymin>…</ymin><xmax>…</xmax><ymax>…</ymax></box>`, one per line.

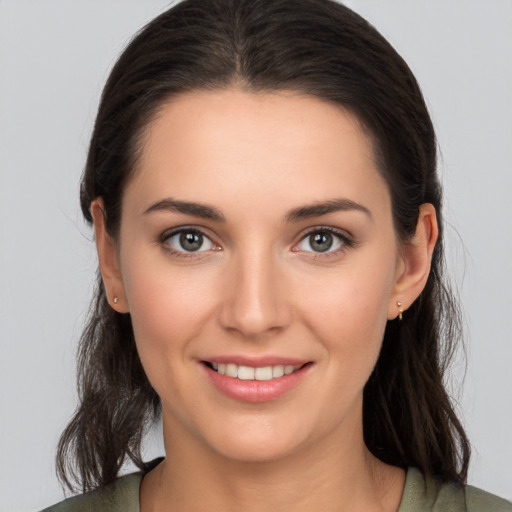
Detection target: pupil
<box><xmin>180</xmin><ymin>231</ymin><xmax>203</xmax><ymax>251</ymax></box>
<box><xmin>310</xmin><ymin>232</ymin><xmax>332</xmax><ymax>252</ymax></box>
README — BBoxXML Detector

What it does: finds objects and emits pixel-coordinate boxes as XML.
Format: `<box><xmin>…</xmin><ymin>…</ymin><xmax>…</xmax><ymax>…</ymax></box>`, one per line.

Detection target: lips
<box><xmin>201</xmin><ymin>358</ymin><xmax>312</xmax><ymax>402</ymax></box>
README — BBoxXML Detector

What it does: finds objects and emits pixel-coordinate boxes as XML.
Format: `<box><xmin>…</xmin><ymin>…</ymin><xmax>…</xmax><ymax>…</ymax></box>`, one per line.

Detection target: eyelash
<box><xmin>159</xmin><ymin>227</ymin><xmax>220</xmax><ymax>260</ymax></box>
<box><xmin>159</xmin><ymin>226</ymin><xmax>355</xmax><ymax>260</ymax></box>
<box><xmin>295</xmin><ymin>226</ymin><xmax>354</xmax><ymax>260</ymax></box>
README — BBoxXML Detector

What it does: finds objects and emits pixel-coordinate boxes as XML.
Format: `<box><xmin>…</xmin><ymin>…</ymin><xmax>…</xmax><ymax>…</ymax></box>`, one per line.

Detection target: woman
<box><xmin>43</xmin><ymin>0</ymin><xmax>510</xmax><ymax>510</ymax></box>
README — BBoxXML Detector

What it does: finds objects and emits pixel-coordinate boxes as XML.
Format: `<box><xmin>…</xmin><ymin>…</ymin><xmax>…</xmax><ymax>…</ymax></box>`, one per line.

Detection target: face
<box><xmin>110</xmin><ymin>90</ymin><xmax>407</xmax><ymax>463</ymax></box>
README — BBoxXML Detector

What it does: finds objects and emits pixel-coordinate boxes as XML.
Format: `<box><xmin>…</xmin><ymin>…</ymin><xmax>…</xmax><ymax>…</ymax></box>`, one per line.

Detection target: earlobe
<box><xmin>90</xmin><ymin>199</ymin><xmax>129</xmax><ymax>313</ymax></box>
<box><xmin>388</xmin><ymin>203</ymin><xmax>438</xmax><ymax>320</ymax></box>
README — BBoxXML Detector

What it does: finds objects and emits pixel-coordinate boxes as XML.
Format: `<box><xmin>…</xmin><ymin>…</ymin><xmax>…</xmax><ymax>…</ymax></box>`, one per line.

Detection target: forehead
<box><xmin>124</xmin><ymin>89</ymin><xmax>390</xmax><ymax>220</ymax></box>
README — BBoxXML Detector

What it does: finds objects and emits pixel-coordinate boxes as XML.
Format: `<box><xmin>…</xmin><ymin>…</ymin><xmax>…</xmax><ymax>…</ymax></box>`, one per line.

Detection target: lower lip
<box><xmin>202</xmin><ymin>363</ymin><xmax>312</xmax><ymax>403</ymax></box>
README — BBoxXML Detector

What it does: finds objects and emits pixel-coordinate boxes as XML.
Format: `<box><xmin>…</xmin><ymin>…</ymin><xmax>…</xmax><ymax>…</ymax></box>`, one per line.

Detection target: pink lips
<box><xmin>201</xmin><ymin>356</ymin><xmax>312</xmax><ymax>403</ymax></box>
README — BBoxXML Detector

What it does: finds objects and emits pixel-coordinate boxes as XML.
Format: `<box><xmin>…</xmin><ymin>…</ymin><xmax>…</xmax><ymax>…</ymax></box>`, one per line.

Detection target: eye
<box><xmin>295</xmin><ymin>228</ymin><xmax>350</xmax><ymax>254</ymax></box>
<box><xmin>163</xmin><ymin>229</ymin><xmax>216</xmax><ymax>253</ymax></box>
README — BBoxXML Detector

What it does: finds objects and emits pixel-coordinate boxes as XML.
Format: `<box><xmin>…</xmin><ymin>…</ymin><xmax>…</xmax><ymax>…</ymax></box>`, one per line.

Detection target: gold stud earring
<box><xmin>397</xmin><ymin>301</ymin><xmax>403</xmax><ymax>321</ymax></box>
<box><xmin>113</xmin><ymin>297</ymin><xmax>119</xmax><ymax>304</ymax></box>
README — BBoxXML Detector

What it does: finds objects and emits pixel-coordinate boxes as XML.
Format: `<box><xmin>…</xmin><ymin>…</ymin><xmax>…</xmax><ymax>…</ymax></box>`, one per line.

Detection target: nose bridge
<box><xmin>219</xmin><ymin>241</ymin><xmax>288</xmax><ymax>337</ymax></box>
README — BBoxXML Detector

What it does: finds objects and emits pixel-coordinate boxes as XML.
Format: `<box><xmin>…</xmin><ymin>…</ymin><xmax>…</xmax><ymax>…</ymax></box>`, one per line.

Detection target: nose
<box><xmin>218</xmin><ymin>247</ymin><xmax>291</xmax><ymax>339</ymax></box>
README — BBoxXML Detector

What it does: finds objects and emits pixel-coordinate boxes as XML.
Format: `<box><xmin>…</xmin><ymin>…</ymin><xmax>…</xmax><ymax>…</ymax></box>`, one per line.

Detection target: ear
<box><xmin>388</xmin><ymin>203</ymin><xmax>438</xmax><ymax>320</ymax></box>
<box><xmin>91</xmin><ymin>199</ymin><xmax>129</xmax><ymax>313</ymax></box>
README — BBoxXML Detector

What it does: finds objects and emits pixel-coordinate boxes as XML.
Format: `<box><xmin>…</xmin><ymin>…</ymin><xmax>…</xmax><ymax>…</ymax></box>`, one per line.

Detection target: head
<box><xmin>58</xmin><ymin>0</ymin><xmax>469</xmax><ymax>492</ymax></box>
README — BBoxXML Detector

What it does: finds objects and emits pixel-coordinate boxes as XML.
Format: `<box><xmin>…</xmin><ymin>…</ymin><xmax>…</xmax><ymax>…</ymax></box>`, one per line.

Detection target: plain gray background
<box><xmin>0</xmin><ymin>1</ymin><xmax>510</xmax><ymax>510</ymax></box>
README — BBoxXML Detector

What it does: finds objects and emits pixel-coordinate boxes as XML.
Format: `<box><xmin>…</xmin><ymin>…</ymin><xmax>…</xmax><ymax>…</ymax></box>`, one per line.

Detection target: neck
<box><xmin>140</xmin><ymin>418</ymin><xmax>405</xmax><ymax>512</ymax></box>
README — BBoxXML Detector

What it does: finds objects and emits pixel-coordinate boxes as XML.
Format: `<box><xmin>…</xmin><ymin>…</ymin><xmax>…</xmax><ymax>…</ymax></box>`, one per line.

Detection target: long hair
<box><xmin>57</xmin><ymin>0</ymin><xmax>470</xmax><ymax>492</ymax></box>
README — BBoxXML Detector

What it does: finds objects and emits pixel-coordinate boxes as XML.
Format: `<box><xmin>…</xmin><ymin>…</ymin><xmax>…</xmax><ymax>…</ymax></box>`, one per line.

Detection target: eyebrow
<box><xmin>143</xmin><ymin>197</ymin><xmax>371</xmax><ymax>223</ymax></box>
<box><xmin>143</xmin><ymin>198</ymin><xmax>226</xmax><ymax>221</ymax></box>
<box><xmin>285</xmin><ymin>198</ymin><xmax>372</xmax><ymax>223</ymax></box>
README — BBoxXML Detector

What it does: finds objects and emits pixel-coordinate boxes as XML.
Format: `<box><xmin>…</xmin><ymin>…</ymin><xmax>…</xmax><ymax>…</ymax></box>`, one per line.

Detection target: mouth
<box><xmin>200</xmin><ymin>357</ymin><xmax>313</xmax><ymax>402</ymax></box>
<box><xmin>203</xmin><ymin>361</ymin><xmax>307</xmax><ymax>381</ymax></box>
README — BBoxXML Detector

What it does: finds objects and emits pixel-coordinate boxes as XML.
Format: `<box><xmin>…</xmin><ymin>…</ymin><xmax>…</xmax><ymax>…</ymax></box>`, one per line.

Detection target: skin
<box><xmin>92</xmin><ymin>89</ymin><xmax>438</xmax><ymax>512</ymax></box>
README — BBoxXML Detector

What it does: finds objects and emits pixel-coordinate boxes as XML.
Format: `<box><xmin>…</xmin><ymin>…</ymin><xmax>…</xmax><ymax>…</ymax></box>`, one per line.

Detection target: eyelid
<box><xmin>159</xmin><ymin>225</ymin><xmax>221</xmax><ymax>257</ymax></box>
<box><xmin>157</xmin><ymin>224</ymin><xmax>354</xmax><ymax>260</ymax></box>
<box><xmin>292</xmin><ymin>226</ymin><xmax>355</xmax><ymax>257</ymax></box>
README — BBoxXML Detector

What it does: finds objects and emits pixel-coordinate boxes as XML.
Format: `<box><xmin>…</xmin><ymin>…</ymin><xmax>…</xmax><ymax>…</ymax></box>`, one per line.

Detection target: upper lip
<box><xmin>201</xmin><ymin>355</ymin><xmax>311</xmax><ymax>367</ymax></box>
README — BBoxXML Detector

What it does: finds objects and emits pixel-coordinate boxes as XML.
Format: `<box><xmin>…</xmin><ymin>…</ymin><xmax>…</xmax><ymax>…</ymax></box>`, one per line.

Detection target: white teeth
<box><xmin>272</xmin><ymin>365</ymin><xmax>284</xmax><ymax>378</ymax></box>
<box><xmin>226</xmin><ymin>363</ymin><xmax>238</xmax><ymax>378</ymax></box>
<box><xmin>213</xmin><ymin>362</ymin><xmax>302</xmax><ymax>380</ymax></box>
<box><xmin>255</xmin><ymin>366</ymin><xmax>273</xmax><ymax>381</ymax></box>
<box><xmin>238</xmin><ymin>366</ymin><xmax>255</xmax><ymax>380</ymax></box>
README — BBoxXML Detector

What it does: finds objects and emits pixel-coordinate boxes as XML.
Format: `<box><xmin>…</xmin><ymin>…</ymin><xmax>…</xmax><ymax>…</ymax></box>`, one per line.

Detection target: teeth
<box><xmin>254</xmin><ymin>366</ymin><xmax>273</xmax><ymax>381</ymax></box>
<box><xmin>226</xmin><ymin>363</ymin><xmax>238</xmax><ymax>378</ymax></box>
<box><xmin>238</xmin><ymin>366</ymin><xmax>255</xmax><ymax>380</ymax></box>
<box><xmin>272</xmin><ymin>365</ymin><xmax>284</xmax><ymax>378</ymax></box>
<box><xmin>213</xmin><ymin>363</ymin><xmax>301</xmax><ymax>380</ymax></box>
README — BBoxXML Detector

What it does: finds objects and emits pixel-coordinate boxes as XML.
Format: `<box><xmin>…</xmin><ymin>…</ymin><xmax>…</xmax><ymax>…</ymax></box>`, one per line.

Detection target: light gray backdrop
<box><xmin>0</xmin><ymin>1</ymin><xmax>510</xmax><ymax>510</ymax></box>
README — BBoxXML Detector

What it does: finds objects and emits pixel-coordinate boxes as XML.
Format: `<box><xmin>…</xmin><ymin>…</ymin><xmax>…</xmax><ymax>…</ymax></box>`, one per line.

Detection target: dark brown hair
<box><xmin>57</xmin><ymin>0</ymin><xmax>470</xmax><ymax>492</ymax></box>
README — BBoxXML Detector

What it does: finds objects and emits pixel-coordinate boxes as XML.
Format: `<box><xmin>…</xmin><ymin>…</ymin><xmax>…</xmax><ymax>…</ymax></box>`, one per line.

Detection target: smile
<box><xmin>207</xmin><ymin>362</ymin><xmax>302</xmax><ymax>381</ymax></box>
<box><xmin>201</xmin><ymin>357</ymin><xmax>312</xmax><ymax>402</ymax></box>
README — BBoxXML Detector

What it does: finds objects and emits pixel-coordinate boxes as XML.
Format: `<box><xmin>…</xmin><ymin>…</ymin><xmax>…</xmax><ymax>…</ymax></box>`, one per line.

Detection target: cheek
<box><xmin>298</xmin><ymin>256</ymin><xmax>396</xmax><ymax>371</ymax></box>
<box><xmin>305</xmin><ymin>260</ymin><xmax>394</xmax><ymax>328</ymax></box>
<box><xmin>121</xmin><ymin>253</ymin><xmax>217</xmax><ymax>359</ymax></box>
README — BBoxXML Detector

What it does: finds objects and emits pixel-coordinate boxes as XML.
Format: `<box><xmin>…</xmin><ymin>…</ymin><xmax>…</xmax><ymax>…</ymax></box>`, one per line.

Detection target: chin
<box><xmin>197</xmin><ymin>415</ymin><xmax>318</xmax><ymax>464</ymax></box>
<box><xmin>212</xmin><ymin>436</ymin><xmax>305</xmax><ymax>464</ymax></box>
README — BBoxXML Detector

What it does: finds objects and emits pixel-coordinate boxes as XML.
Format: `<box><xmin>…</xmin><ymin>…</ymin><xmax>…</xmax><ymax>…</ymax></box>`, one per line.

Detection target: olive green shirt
<box><xmin>42</xmin><ymin>467</ymin><xmax>511</xmax><ymax>511</ymax></box>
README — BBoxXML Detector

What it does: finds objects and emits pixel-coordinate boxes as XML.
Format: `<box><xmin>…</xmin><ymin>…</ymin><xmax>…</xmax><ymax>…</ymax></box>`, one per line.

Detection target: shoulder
<box><xmin>40</xmin><ymin>472</ymin><xmax>142</xmax><ymax>512</ymax></box>
<box><xmin>399</xmin><ymin>467</ymin><xmax>511</xmax><ymax>512</ymax></box>
<box><xmin>463</xmin><ymin>485</ymin><xmax>512</xmax><ymax>512</ymax></box>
